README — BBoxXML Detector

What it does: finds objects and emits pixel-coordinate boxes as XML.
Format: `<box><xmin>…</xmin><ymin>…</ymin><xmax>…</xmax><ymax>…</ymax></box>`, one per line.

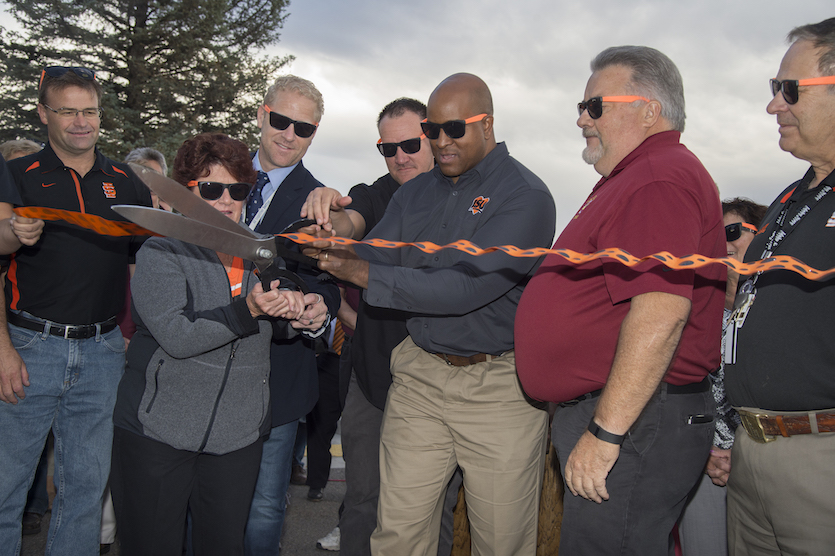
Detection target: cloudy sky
<box><xmin>268</xmin><ymin>0</ymin><xmax>832</xmax><ymax>234</ymax></box>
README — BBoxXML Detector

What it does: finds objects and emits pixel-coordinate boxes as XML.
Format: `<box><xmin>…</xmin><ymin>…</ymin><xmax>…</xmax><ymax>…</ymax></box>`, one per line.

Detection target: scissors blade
<box><xmin>112</xmin><ymin>205</ymin><xmax>278</xmax><ymax>263</ymax></box>
<box><xmin>128</xmin><ymin>163</ymin><xmax>256</xmax><ymax>239</ymax></box>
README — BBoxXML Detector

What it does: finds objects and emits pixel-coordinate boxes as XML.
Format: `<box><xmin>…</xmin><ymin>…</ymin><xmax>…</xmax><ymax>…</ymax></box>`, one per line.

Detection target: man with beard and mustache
<box><xmin>515</xmin><ymin>46</ymin><xmax>725</xmax><ymax>555</ymax></box>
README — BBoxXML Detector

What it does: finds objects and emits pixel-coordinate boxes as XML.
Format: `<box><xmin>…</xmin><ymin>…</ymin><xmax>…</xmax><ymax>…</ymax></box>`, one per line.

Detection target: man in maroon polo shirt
<box><xmin>515</xmin><ymin>46</ymin><xmax>725</xmax><ymax>555</ymax></box>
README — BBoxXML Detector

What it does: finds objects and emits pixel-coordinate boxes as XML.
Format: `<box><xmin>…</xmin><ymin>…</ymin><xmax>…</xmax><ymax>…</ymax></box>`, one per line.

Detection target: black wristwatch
<box><xmin>588</xmin><ymin>417</ymin><xmax>626</xmax><ymax>445</ymax></box>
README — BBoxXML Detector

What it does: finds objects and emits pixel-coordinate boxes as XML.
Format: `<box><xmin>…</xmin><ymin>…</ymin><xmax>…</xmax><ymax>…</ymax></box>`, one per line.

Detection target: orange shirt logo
<box><xmin>468</xmin><ymin>196</ymin><xmax>490</xmax><ymax>215</ymax></box>
<box><xmin>102</xmin><ymin>183</ymin><xmax>116</xmax><ymax>199</ymax></box>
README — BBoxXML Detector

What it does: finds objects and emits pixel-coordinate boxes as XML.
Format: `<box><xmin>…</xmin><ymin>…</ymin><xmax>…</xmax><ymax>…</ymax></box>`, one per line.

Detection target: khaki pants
<box><xmin>728</xmin><ymin>427</ymin><xmax>835</xmax><ymax>556</ymax></box>
<box><xmin>370</xmin><ymin>336</ymin><xmax>547</xmax><ymax>556</ymax></box>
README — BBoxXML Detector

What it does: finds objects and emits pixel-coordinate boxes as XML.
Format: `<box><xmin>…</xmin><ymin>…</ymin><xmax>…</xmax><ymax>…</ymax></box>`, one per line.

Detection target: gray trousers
<box><xmin>339</xmin><ymin>371</ymin><xmax>461</xmax><ymax>556</ymax></box>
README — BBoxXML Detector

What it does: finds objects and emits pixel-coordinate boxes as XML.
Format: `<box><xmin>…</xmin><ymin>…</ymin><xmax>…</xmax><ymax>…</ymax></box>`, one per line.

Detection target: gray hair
<box><xmin>591</xmin><ymin>45</ymin><xmax>686</xmax><ymax>132</ymax></box>
<box><xmin>788</xmin><ymin>18</ymin><xmax>835</xmax><ymax>84</ymax></box>
<box><xmin>124</xmin><ymin>147</ymin><xmax>168</xmax><ymax>176</ymax></box>
<box><xmin>263</xmin><ymin>75</ymin><xmax>324</xmax><ymax>123</ymax></box>
<box><xmin>0</xmin><ymin>139</ymin><xmax>43</xmax><ymax>160</ymax></box>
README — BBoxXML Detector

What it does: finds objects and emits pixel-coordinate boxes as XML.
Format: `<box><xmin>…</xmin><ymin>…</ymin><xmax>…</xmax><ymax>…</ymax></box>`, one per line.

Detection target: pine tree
<box><xmin>0</xmin><ymin>0</ymin><xmax>293</xmax><ymax>161</ymax></box>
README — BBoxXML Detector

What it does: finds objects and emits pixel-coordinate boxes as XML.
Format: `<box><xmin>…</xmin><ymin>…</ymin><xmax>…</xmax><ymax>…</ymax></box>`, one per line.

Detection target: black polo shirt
<box><xmin>726</xmin><ymin>168</ymin><xmax>835</xmax><ymax>411</ymax></box>
<box><xmin>348</xmin><ymin>173</ymin><xmax>408</xmax><ymax>410</ymax></box>
<box><xmin>4</xmin><ymin>144</ymin><xmax>151</xmax><ymax>325</ymax></box>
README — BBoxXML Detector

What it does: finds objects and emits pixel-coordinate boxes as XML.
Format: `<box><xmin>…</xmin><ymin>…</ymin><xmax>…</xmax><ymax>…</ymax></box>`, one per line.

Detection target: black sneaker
<box><xmin>307</xmin><ymin>487</ymin><xmax>323</xmax><ymax>501</ymax></box>
<box><xmin>22</xmin><ymin>512</ymin><xmax>42</xmax><ymax>536</ymax></box>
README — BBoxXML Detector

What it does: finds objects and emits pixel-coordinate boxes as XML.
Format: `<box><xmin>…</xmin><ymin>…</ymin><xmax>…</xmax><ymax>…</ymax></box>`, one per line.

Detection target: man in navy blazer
<box><xmin>243</xmin><ymin>75</ymin><xmax>340</xmax><ymax>556</ymax></box>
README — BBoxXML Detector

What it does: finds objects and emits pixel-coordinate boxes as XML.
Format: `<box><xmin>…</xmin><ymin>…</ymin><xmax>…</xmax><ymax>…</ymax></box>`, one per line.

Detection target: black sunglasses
<box><xmin>39</xmin><ymin>66</ymin><xmax>97</xmax><ymax>89</ymax></box>
<box><xmin>577</xmin><ymin>96</ymin><xmax>649</xmax><ymax>119</ymax></box>
<box><xmin>188</xmin><ymin>181</ymin><xmax>254</xmax><ymax>202</ymax></box>
<box><xmin>263</xmin><ymin>105</ymin><xmax>318</xmax><ymax>138</ymax></box>
<box><xmin>725</xmin><ymin>222</ymin><xmax>757</xmax><ymax>242</ymax></box>
<box><xmin>376</xmin><ymin>135</ymin><xmax>425</xmax><ymax>157</ymax></box>
<box><xmin>770</xmin><ymin>76</ymin><xmax>835</xmax><ymax>105</ymax></box>
<box><xmin>420</xmin><ymin>113</ymin><xmax>488</xmax><ymax>140</ymax></box>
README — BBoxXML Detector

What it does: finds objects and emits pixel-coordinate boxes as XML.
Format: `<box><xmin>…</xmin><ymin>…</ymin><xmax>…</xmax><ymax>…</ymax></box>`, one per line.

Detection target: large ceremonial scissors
<box><xmin>112</xmin><ymin>164</ymin><xmax>317</xmax><ymax>293</ymax></box>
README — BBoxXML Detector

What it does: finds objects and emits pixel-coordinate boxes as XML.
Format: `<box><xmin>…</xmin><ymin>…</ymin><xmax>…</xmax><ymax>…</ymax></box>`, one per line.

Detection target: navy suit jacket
<box><xmin>254</xmin><ymin>160</ymin><xmax>340</xmax><ymax>427</ymax></box>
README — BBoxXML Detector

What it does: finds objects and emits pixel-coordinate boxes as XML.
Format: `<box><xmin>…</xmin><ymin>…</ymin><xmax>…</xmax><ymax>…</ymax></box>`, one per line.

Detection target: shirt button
<box><xmin>442</xmin><ymin>224</ymin><xmax>447</xmax><ymax>228</ymax></box>
<box><xmin>452</xmin><ymin>191</ymin><xmax>458</xmax><ymax>196</ymax></box>
<box><xmin>434</xmin><ymin>257</ymin><xmax>439</xmax><ymax>261</ymax></box>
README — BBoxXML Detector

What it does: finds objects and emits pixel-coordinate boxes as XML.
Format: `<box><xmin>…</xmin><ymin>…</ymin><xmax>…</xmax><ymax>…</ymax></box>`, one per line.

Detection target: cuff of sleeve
<box><xmin>363</xmin><ymin>264</ymin><xmax>394</xmax><ymax>308</ymax></box>
<box><xmin>302</xmin><ymin>312</ymin><xmax>332</xmax><ymax>339</ymax></box>
<box><xmin>230</xmin><ymin>297</ymin><xmax>261</xmax><ymax>337</ymax></box>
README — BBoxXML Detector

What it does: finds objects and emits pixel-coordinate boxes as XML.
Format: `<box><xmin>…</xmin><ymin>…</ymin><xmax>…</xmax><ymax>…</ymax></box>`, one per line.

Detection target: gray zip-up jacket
<box><xmin>113</xmin><ymin>237</ymin><xmax>296</xmax><ymax>455</ymax></box>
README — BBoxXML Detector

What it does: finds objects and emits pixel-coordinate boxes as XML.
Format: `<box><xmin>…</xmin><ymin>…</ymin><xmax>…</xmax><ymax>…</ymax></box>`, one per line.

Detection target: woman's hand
<box><xmin>246</xmin><ymin>281</ymin><xmax>306</xmax><ymax>320</ymax></box>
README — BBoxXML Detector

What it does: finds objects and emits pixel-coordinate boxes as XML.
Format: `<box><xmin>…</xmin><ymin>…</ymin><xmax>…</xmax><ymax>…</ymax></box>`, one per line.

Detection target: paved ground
<box><xmin>22</xmin><ymin>429</ymin><xmax>346</xmax><ymax>555</ymax></box>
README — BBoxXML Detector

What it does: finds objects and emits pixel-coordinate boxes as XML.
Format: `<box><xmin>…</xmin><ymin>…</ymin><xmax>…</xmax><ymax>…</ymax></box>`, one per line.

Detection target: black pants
<box><xmin>306</xmin><ymin>351</ymin><xmax>343</xmax><ymax>489</ymax></box>
<box><xmin>111</xmin><ymin>427</ymin><xmax>262</xmax><ymax>556</ymax></box>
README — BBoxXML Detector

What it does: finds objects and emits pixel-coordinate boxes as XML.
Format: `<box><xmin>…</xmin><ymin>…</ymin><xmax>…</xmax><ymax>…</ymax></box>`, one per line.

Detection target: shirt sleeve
<box><xmin>0</xmin><ymin>156</ymin><xmax>23</xmax><ymax>206</ymax></box>
<box><xmin>599</xmin><ymin>181</ymin><xmax>702</xmax><ymax>304</ymax></box>
<box><xmin>361</xmin><ymin>187</ymin><xmax>556</xmax><ymax>315</ymax></box>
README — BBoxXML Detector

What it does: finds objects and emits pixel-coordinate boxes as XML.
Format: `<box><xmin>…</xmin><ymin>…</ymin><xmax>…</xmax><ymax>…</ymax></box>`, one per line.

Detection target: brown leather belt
<box><xmin>433</xmin><ymin>351</ymin><xmax>511</xmax><ymax>367</ymax></box>
<box><xmin>737</xmin><ymin>407</ymin><xmax>835</xmax><ymax>443</ymax></box>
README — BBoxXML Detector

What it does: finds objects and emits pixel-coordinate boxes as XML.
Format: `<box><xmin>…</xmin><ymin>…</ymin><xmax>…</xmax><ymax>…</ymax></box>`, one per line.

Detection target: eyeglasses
<box><xmin>42</xmin><ymin>104</ymin><xmax>102</xmax><ymax>119</ymax></box>
<box><xmin>263</xmin><ymin>105</ymin><xmax>318</xmax><ymax>138</ymax></box>
<box><xmin>188</xmin><ymin>181</ymin><xmax>254</xmax><ymax>202</ymax></box>
<box><xmin>376</xmin><ymin>135</ymin><xmax>425</xmax><ymax>157</ymax></box>
<box><xmin>577</xmin><ymin>96</ymin><xmax>650</xmax><ymax>119</ymax></box>
<box><xmin>39</xmin><ymin>66</ymin><xmax>97</xmax><ymax>89</ymax></box>
<box><xmin>420</xmin><ymin>113</ymin><xmax>488</xmax><ymax>140</ymax></box>
<box><xmin>725</xmin><ymin>222</ymin><xmax>757</xmax><ymax>242</ymax></box>
<box><xmin>769</xmin><ymin>76</ymin><xmax>835</xmax><ymax>105</ymax></box>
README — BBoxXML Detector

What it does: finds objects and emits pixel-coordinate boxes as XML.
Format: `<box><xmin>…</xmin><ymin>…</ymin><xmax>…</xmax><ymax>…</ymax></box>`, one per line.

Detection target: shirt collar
<box><xmin>594</xmin><ymin>130</ymin><xmax>682</xmax><ymax>189</ymax></box>
<box><xmin>433</xmin><ymin>141</ymin><xmax>509</xmax><ymax>188</ymax></box>
<box><xmin>252</xmin><ymin>149</ymin><xmax>299</xmax><ymax>196</ymax></box>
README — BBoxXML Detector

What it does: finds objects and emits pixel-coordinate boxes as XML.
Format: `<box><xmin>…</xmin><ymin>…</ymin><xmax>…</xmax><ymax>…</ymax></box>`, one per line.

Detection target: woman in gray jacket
<box><xmin>110</xmin><ymin>133</ymin><xmax>328</xmax><ymax>556</ymax></box>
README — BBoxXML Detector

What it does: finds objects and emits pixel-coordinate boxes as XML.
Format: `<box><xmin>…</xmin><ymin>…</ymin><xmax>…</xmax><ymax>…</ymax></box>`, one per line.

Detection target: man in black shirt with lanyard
<box><xmin>0</xmin><ymin>67</ymin><xmax>150</xmax><ymax>554</ymax></box>
<box><xmin>724</xmin><ymin>17</ymin><xmax>835</xmax><ymax>555</ymax></box>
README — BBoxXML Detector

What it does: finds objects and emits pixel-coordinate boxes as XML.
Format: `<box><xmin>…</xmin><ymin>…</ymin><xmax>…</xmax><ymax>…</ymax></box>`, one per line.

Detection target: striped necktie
<box><xmin>245</xmin><ymin>171</ymin><xmax>269</xmax><ymax>225</ymax></box>
<box><xmin>332</xmin><ymin>320</ymin><xmax>345</xmax><ymax>355</ymax></box>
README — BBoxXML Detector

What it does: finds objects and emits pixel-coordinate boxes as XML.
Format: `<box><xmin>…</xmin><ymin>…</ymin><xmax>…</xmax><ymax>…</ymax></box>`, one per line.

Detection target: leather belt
<box><xmin>737</xmin><ymin>407</ymin><xmax>835</xmax><ymax>443</ymax></box>
<box><xmin>433</xmin><ymin>351</ymin><xmax>510</xmax><ymax>367</ymax></box>
<box><xmin>559</xmin><ymin>376</ymin><xmax>710</xmax><ymax>408</ymax></box>
<box><xmin>8</xmin><ymin>312</ymin><xmax>118</xmax><ymax>340</ymax></box>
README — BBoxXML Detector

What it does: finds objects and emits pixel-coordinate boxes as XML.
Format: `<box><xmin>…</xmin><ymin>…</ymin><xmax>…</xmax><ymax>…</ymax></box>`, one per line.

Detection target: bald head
<box><xmin>425</xmin><ymin>73</ymin><xmax>496</xmax><ymax>182</ymax></box>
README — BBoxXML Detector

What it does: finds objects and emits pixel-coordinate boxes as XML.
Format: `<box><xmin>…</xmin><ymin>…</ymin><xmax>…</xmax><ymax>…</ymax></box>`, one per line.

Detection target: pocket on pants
<box><xmin>9</xmin><ymin>325</ymin><xmax>42</xmax><ymax>351</ymax></box>
<box><xmin>99</xmin><ymin>326</ymin><xmax>126</xmax><ymax>355</ymax></box>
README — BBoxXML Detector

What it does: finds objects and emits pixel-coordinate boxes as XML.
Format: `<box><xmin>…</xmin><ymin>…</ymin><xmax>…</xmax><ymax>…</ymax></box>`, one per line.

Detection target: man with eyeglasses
<box><xmin>307</xmin><ymin>73</ymin><xmax>555</xmax><ymax>556</ymax></box>
<box><xmin>0</xmin><ymin>66</ymin><xmax>151</xmax><ymax>554</ymax></box>
<box><xmin>515</xmin><ymin>46</ymin><xmax>725</xmax><ymax>555</ymax></box>
<box><xmin>723</xmin><ymin>18</ymin><xmax>835</xmax><ymax>555</ymax></box>
<box><xmin>243</xmin><ymin>74</ymin><xmax>339</xmax><ymax>556</ymax></box>
<box><xmin>301</xmin><ymin>97</ymin><xmax>464</xmax><ymax>555</ymax></box>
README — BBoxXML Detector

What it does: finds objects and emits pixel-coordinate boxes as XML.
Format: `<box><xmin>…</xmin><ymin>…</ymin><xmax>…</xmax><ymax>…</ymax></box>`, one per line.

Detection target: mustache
<box><xmin>582</xmin><ymin>129</ymin><xmax>599</xmax><ymax>139</ymax></box>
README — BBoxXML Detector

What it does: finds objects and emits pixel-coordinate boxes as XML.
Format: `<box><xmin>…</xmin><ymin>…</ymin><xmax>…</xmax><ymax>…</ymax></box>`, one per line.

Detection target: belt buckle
<box><xmin>738</xmin><ymin>409</ymin><xmax>776</xmax><ymax>443</ymax></box>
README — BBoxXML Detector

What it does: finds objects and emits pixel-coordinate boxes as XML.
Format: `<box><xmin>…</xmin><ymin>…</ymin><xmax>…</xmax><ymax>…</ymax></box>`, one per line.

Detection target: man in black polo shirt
<box><xmin>300</xmin><ymin>97</ymin><xmax>439</xmax><ymax>555</ymax></box>
<box><xmin>724</xmin><ymin>17</ymin><xmax>835</xmax><ymax>555</ymax></box>
<box><xmin>0</xmin><ymin>66</ymin><xmax>150</xmax><ymax>555</ymax></box>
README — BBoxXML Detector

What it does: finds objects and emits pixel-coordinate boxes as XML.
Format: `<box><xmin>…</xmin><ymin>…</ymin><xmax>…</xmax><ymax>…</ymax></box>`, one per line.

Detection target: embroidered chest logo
<box><xmin>826</xmin><ymin>211</ymin><xmax>835</xmax><ymax>228</ymax></box>
<box><xmin>573</xmin><ymin>194</ymin><xmax>597</xmax><ymax>220</ymax></box>
<box><xmin>468</xmin><ymin>196</ymin><xmax>490</xmax><ymax>215</ymax></box>
<box><xmin>102</xmin><ymin>183</ymin><xmax>116</xmax><ymax>199</ymax></box>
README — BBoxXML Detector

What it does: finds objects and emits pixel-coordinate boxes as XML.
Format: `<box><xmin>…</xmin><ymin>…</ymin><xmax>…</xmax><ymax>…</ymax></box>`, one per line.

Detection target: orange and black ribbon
<box><xmin>13</xmin><ymin>206</ymin><xmax>835</xmax><ymax>281</ymax></box>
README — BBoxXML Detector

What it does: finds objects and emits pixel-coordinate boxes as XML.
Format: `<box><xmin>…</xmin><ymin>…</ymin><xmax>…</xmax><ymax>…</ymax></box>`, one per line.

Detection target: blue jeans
<box><xmin>0</xmin><ymin>322</ymin><xmax>125</xmax><ymax>556</ymax></box>
<box><xmin>244</xmin><ymin>420</ymin><xmax>298</xmax><ymax>556</ymax></box>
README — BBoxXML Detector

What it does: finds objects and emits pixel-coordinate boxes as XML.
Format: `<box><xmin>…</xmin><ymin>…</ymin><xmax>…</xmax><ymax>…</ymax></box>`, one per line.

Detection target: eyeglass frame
<box><xmin>725</xmin><ymin>221</ymin><xmax>758</xmax><ymax>242</ymax></box>
<box><xmin>262</xmin><ymin>105</ymin><xmax>318</xmax><ymax>138</ymax></box>
<box><xmin>376</xmin><ymin>134</ymin><xmax>426</xmax><ymax>157</ymax></box>
<box><xmin>420</xmin><ymin>113</ymin><xmax>488</xmax><ymax>140</ymax></box>
<box><xmin>41</xmin><ymin>103</ymin><xmax>102</xmax><ymax>120</ymax></box>
<box><xmin>577</xmin><ymin>96</ymin><xmax>650</xmax><ymax>119</ymax></box>
<box><xmin>769</xmin><ymin>76</ymin><xmax>835</xmax><ymax>105</ymax></box>
<box><xmin>187</xmin><ymin>180</ymin><xmax>254</xmax><ymax>202</ymax></box>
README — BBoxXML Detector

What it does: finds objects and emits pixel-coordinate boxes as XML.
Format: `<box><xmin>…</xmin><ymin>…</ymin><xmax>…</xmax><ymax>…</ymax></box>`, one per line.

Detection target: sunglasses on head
<box><xmin>420</xmin><ymin>113</ymin><xmax>488</xmax><ymax>140</ymax></box>
<box><xmin>577</xmin><ymin>96</ymin><xmax>650</xmax><ymax>119</ymax></box>
<box><xmin>39</xmin><ymin>66</ymin><xmax>97</xmax><ymax>89</ymax></box>
<box><xmin>769</xmin><ymin>76</ymin><xmax>835</xmax><ymax>105</ymax></box>
<box><xmin>263</xmin><ymin>105</ymin><xmax>318</xmax><ymax>138</ymax></box>
<box><xmin>725</xmin><ymin>222</ymin><xmax>757</xmax><ymax>242</ymax></box>
<box><xmin>188</xmin><ymin>181</ymin><xmax>254</xmax><ymax>202</ymax></box>
<box><xmin>376</xmin><ymin>134</ymin><xmax>426</xmax><ymax>157</ymax></box>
